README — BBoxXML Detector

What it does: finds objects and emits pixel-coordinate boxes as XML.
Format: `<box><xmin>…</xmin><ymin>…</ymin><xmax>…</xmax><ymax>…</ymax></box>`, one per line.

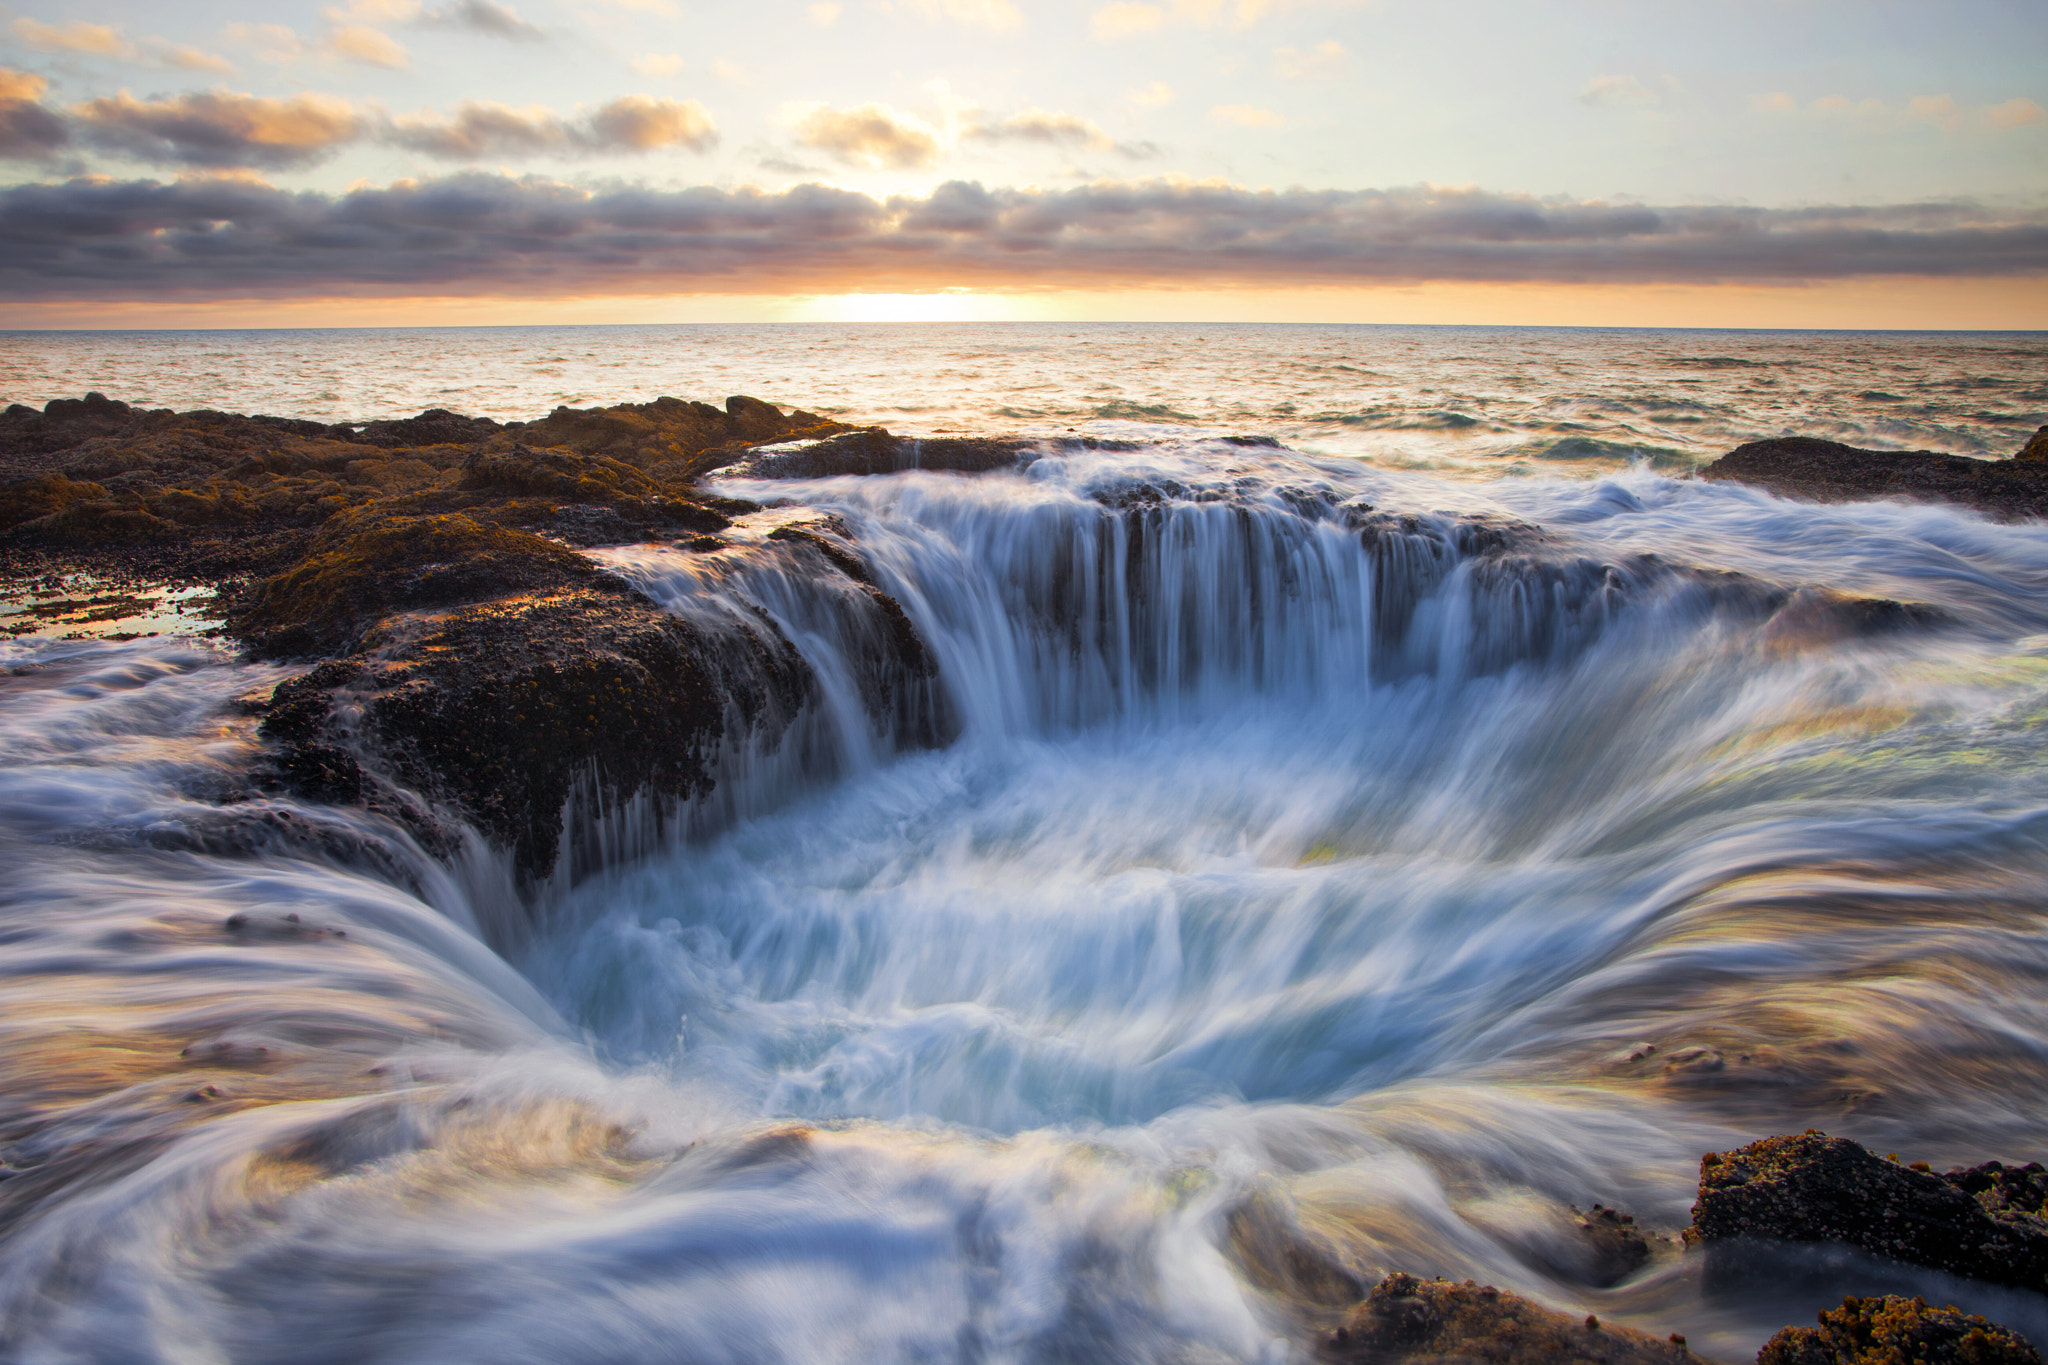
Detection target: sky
<box><xmin>0</xmin><ymin>0</ymin><xmax>2044</xmax><ymax>327</ymax></box>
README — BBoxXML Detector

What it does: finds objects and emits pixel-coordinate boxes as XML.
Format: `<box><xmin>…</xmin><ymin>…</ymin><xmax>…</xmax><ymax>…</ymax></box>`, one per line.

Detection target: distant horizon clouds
<box><xmin>0</xmin><ymin>0</ymin><xmax>2042</xmax><ymax>324</ymax></box>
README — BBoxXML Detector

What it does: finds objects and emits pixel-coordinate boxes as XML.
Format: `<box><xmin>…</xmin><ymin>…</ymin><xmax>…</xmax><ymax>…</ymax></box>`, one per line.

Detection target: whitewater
<box><xmin>1</xmin><ymin>324</ymin><xmax>2046</xmax><ymax>1363</ymax></box>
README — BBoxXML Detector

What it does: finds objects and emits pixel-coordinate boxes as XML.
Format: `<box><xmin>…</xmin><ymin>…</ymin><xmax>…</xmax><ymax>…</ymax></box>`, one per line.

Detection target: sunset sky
<box><xmin>1</xmin><ymin>0</ymin><xmax>2044</xmax><ymax>327</ymax></box>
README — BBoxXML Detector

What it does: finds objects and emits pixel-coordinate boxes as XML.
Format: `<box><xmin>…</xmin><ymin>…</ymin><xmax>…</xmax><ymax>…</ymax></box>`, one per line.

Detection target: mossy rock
<box><xmin>1758</xmin><ymin>1295</ymin><xmax>2040</xmax><ymax>1365</ymax></box>
<box><xmin>0</xmin><ymin>474</ymin><xmax>109</xmax><ymax>530</ymax></box>
<box><xmin>230</xmin><ymin>513</ymin><xmax>600</xmax><ymax>656</ymax></box>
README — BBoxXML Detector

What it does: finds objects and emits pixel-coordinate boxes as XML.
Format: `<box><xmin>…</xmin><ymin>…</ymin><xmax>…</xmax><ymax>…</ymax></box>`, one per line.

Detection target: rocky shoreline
<box><xmin>4</xmin><ymin>396</ymin><xmax>2047</xmax><ymax>1359</ymax></box>
<box><xmin>1295</xmin><ymin>1129</ymin><xmax>2048</xmax><ymax>1363</ymax></box>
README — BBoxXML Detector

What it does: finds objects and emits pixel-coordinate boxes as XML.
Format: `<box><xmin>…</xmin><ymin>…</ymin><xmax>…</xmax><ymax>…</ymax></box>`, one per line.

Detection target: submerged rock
<box><xmin>1320</xmin><ymin>1273</ymin><xmax>1703</xmax><ymax>1364</ymax></box>
<box><xmin>1757</xmin><ymin>1295</ymin><xmax>2041</xmax><ymax>1365</ymax></box>
<box><xmin>1575</xmin><ymin>1204</ymin><xmax>1655</xmax><ymax>1288</ymax></box>
<box><xmin>1701</xmin><ymin>436</ymin><xmax>2048</xmax><ymax>520</ymax></box>
<box><xmin>1687</xmin><ymin>1132</ymin><xmax>2048</xmax><ymax>1294</ymax></box>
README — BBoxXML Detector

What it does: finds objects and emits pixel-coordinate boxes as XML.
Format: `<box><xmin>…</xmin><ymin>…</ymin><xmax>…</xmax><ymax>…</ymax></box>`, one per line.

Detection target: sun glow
<box><xmin>793</xmin><ymin>291</ymin><xmax>1043</xmax><ymax>323</ymax></box>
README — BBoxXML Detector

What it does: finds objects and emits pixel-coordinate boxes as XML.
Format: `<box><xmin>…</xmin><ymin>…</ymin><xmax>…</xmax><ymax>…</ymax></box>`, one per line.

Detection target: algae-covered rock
<box><xmin>0</xmin><ymin>473</ymin><xmax>109</xmax><ymax>530</ymax></box>
<box><xmin>1701</xmin><ymin>437</ymin><xmax>2048</xmax><ymax>520</ymax></box>
<box><xmin>358</xmin><ymin>586</ymin><xmax>815</xmax><ymax>880</ymax></box>
<box><xmin>2018</xmin><ymin>427</ymin><xmax>2048</xmax><ymax>464</ymax></box>
<box><xmin>1757</xmin><ymin>1295</ymin><xmax>2041</xmax><ymax>1365</ymax></box>
<box><xmin>505</xmin><ymin>394</ymin><xmax>849</xmax><ymax>473</ymax></box>
<box><xmin>230</xmin><ymin>513</ymin><xmax>602</xmax><ymax>657</ymax></box>
<box><xmin>1687</xmin><ymin>1133</ymin><xmax>2048</xmax><ymax>1293</ymax></box>
<box><xmin>1320</xmin><ymin>1273</ymin><xmax>1703</xmax><ymax>1364</ymax></box>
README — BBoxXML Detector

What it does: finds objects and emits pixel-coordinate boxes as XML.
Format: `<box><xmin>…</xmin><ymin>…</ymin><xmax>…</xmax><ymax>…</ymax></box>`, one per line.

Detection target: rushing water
<box><xmin>2</xmin><ymin>327</ymin><xmax>2047</xmax><ymax>1362</ymax></box>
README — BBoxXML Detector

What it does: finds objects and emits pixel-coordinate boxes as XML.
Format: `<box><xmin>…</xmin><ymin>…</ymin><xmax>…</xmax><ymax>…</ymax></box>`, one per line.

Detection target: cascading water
<box><xmin>4</xmin><ymin>440</ymin><xmax>2048</xmax><ymax>1363</ymax></box>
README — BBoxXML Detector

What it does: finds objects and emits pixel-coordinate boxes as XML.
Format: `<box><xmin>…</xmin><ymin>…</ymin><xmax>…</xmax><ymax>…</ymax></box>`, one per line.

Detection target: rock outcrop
<box><xmin>1687</xmin><ymin>1132</ymin><xmax>2048</xmax><ymax>1294</ymax></box>
<box><xmin>0</xmin><ymin>392</ymin><xmax>971</xmax><ymax>884</ymax></box>
<box><xmin>1758</xmin><ymin>1295</ymin><xmax>2041</xmax><ymax>1365</ymax></box>
<box><xmin>1319</xmin><ymin>1274</ymin><xmax>1703</xmax><ymax>1364</ymax></box>
<box><xmin>1700</xmin><ymin>435</ymin><xmax>2048</xmax><ymax>520</ymax></box>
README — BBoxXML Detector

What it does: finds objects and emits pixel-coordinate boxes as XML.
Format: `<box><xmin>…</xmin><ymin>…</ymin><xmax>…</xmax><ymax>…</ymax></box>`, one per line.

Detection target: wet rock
<box><xmin>722</xmin><ymin>428</ymin><xmax>1036</xmax><ymax>479</ymax></box>
<box><xmin>1757</xmin><ymin>1294</ymin><xmax>2041</xmax><ymax>1365</ymax></box>
<box><xmin>350</xmin><ymin>408</ymin><xmax>499</xmax><ymax>449</ymax></box>
<box><xmin>1320</xmin><ymin>1273</ymin><xmax>1704</xmax><ymax>1363</ymax></box>
<box><xmin>1575</xmin><ymin>1204</ymin><xmax>1654</xmax><ymax>1287</ymax></box>
<box><xmin>2016</xmin><ymin>427</ymin><xmax>2048</xmax><ymax>465</ymax></box>
<box><xmin>0</xmin><ymin>392</ymin><xmax>142</xmax><ymax>470</ymax></box>
<box><xmin>764</xmin><ymin>520</ymin><xmax>947</xmax><ymax>741</ymax></box>
<box><xmin>1687</xmin><ymin>1132</ymin><xmax>2048</xmax><ymax>1294</ymax></box>
<box><xmin>1702</xmin><ymin>437</ymin><xmax>2048</xmax><ymax>521</ymax></box>
<box><xmin>269</xmin><ymin>742</ymin><xmax>364</xmax><ymax>805</ymax></box>
<box><xmin>230</xmin><ymin>513</ymin><xmax>603</xmax><ymax>657</ymax></box>
<box><xmin>507</xmin><ymin>394</ymin><xmax>849</xmax><ymax>474</ymax></box>
<box><xmin>0</xmin><ymin>473</ymin><xmax>110</xmax><ymax>531</ymax></box>
<box><xmin>1226</xmin><ymin>1192</ymin><xmax>1368</xmax><ymax>1308</ymax></box>
<box><xmin>356</xmin><ymin>585</ymin><xmax>814</xmax><ymax>882</ymax></box>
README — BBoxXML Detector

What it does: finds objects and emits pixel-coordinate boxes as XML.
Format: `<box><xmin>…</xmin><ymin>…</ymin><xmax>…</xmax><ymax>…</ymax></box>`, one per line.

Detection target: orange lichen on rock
<box><xmin>1757</xmin><ymin>1295</ymin><xmax>2041</xmax><ymax>1365</ymax></box>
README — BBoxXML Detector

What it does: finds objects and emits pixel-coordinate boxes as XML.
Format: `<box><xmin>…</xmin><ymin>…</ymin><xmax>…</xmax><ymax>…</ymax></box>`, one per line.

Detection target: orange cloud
<box><xmin>71</xmin><ymin>90</ymin><xmax>362</xmax><ymax>168</ymax></box>
<box><xmin>794</xmin><ymin>104</ymin><xmax>941</xmax><ymax>169</ymax></box>
<box><xmin>1987</xmin><ymin>98</ymin><xmax>2046</xmax><ymax>129</ymax></box>
<box><xmin>0</xmin><ymin>69</ymin><xmax>50</xmax><ymax>104</ymax></box>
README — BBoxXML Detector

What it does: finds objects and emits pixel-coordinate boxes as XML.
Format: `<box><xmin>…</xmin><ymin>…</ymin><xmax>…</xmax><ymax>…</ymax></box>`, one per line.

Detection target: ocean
<box><xmin>1</xmin><ymin>323</ymin><xmax>2046</xmax><ymax>1362</ymax></box>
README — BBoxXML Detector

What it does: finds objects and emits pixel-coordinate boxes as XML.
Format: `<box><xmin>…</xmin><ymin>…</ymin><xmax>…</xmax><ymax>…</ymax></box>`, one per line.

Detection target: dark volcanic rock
<box><xmin>356</xmin><ymin>586</ymin><xmax>814</xmax><ymax>881</ymax></box>
<box><xmin>230</xmin><ymin>513</ymin><xmax>605</xmax><ymax>657</ymax></box>
<box><xmin>350</xmin><ymin>408</ymin><xmax>499</xmax><ymax>448</ymax></box>
<box><xmin>1687</xmin><ymin>1132</ymin><xmax>2048</xmax><ymax>1294</ymax></box>
<box><xmin>1320</xmin><ymin>1273</ymin><xmax>1703</xmax><ymax>1364</ymax></box>
<box><xmin>1757</xmin><ymin>1295</ymin><xmax>2041</xmax><ymax>1365</ymax></box>
<box><xmin>1701</xmin><ymin>437</ymin><xmax>2048</xmax><ymax>520</ymax></box>
<box><xmin>720</xmin><ymin>428</ymin><xmax>1035</xmax><ymax>480</ymax></box>
<box><xmin>1575</xmin><ymin>1204</ymin><xmax>1655</xmax><ymax>1288</ymax></box>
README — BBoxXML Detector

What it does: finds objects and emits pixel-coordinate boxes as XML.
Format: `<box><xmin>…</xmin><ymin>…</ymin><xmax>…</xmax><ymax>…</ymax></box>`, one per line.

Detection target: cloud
<box><xmin>323</xmin><ymin>0</ymin><xmax>421</xmax><ymax>21</ymax></box>
<box><xmin>1126</xmin><ymin>81</ymin><xmax>1174</xmax><ymax>109</ymax></box>
<box><xmin>5</xmin><ymin>175</ymin><xmax>2042</xmax><ymax>302</ymax></box>
<box><xmin>794</xmin><ymin>104</ymin><xmax>940</xmax><ymax>169</ymax></box>
<box><xmin>1749</xmin><ymin>92</ymin><xmax>1796</xmax><ymax>114</ymax></box>
<box><xmin>29</xmin><ymin>88</ymin><xmax>712</xmax><ymax>168</ymax></box>
<box><xmin>903</xmin><ymin>0</ymin><xmax>1022</xmax><ymax>31</ymax></box>
<box><xmin>808</xmin><ymin>2</ymin><xmax>842</xmax><ymax>23</ymax></box>
<box><xmin>161</xmin><ymin>47</ymin><xmax>239</xmax><ymax>75</ymax></box>
<box><xmin>9</xmin><ymin>17</ymin><xmax>236</xmax><ymax>73</ymax></box>
<box><xmin>1578</xmin><ymin>74</ymin><xmax>1657</xmax><ymax>108</ymax></box>
<box><xmin>0</xmin><ymin>70</ymin><xmax>69</xmax><ymax>161</ymax></box>
<box><xmin>1988</xmin><ymin>97</ymin><xmax>2046</xmax><ymax>129</ymax></box>
<box><xmin>224</xmin><ymin>24</ymin><xmax>309</xmax><ymax>64</ymax></box>
<box><xmin>11</xmin><ymin>18</ymin><xmax>131</xmax><ymax>57</ymax></box>
<box><xmin>71</xmin><ymin>90</ymin><xmax>362</xmax><ymax>168</ymax></box>
<box><xmin>0</xmin><ymin>70</ymin><xmax>48</xmax><ymax>104</ymax></box>
<box><xmin>585</xmin><ymin>95</ymin><xmax>716</xmax><ymax>151</ymax></box>
<box><xmin>632</xmin><ymin>54</ymin><xmax>685</xmax><ymax>76</ymax></box>
<box><xmin>1906</xmin><ymin>93</ymin><xmax>1963</xmax><ymax>132</ymax></box>
<box><xmin>421</xmin><ymin>1</ymin><xmax>544</xmax><ymax>39</ymax></box>
<box><xmin>1209</xmin><ymin>103</ymin><xmax>1284</xmax><ymax>128</ymax></box>
<box><xmin>968</xmin><ymin>109</ymin><xmax>1112</xmax><ymax>151</ymax></box>
<box><xmin>1274</xmin><ymin>40</ymin><xmax>1345</xmax><ymax>81</ymax></box>
<box><xmin>328</xmin><ymin>25</ymin><xmax>412</xmax><ymax>68</ymax></box>
<box><xmin>389</xmin><ymin>96</ymin><xmax>717</xmax><ymax>156</ymax></box>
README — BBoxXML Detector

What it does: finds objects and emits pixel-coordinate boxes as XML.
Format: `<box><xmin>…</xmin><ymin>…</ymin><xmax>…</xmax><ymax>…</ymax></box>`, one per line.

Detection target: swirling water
<box><xmin>2</xmin><ymin>326</ymin><xmax>2047</xmax><ymax>1363</ymax></box>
